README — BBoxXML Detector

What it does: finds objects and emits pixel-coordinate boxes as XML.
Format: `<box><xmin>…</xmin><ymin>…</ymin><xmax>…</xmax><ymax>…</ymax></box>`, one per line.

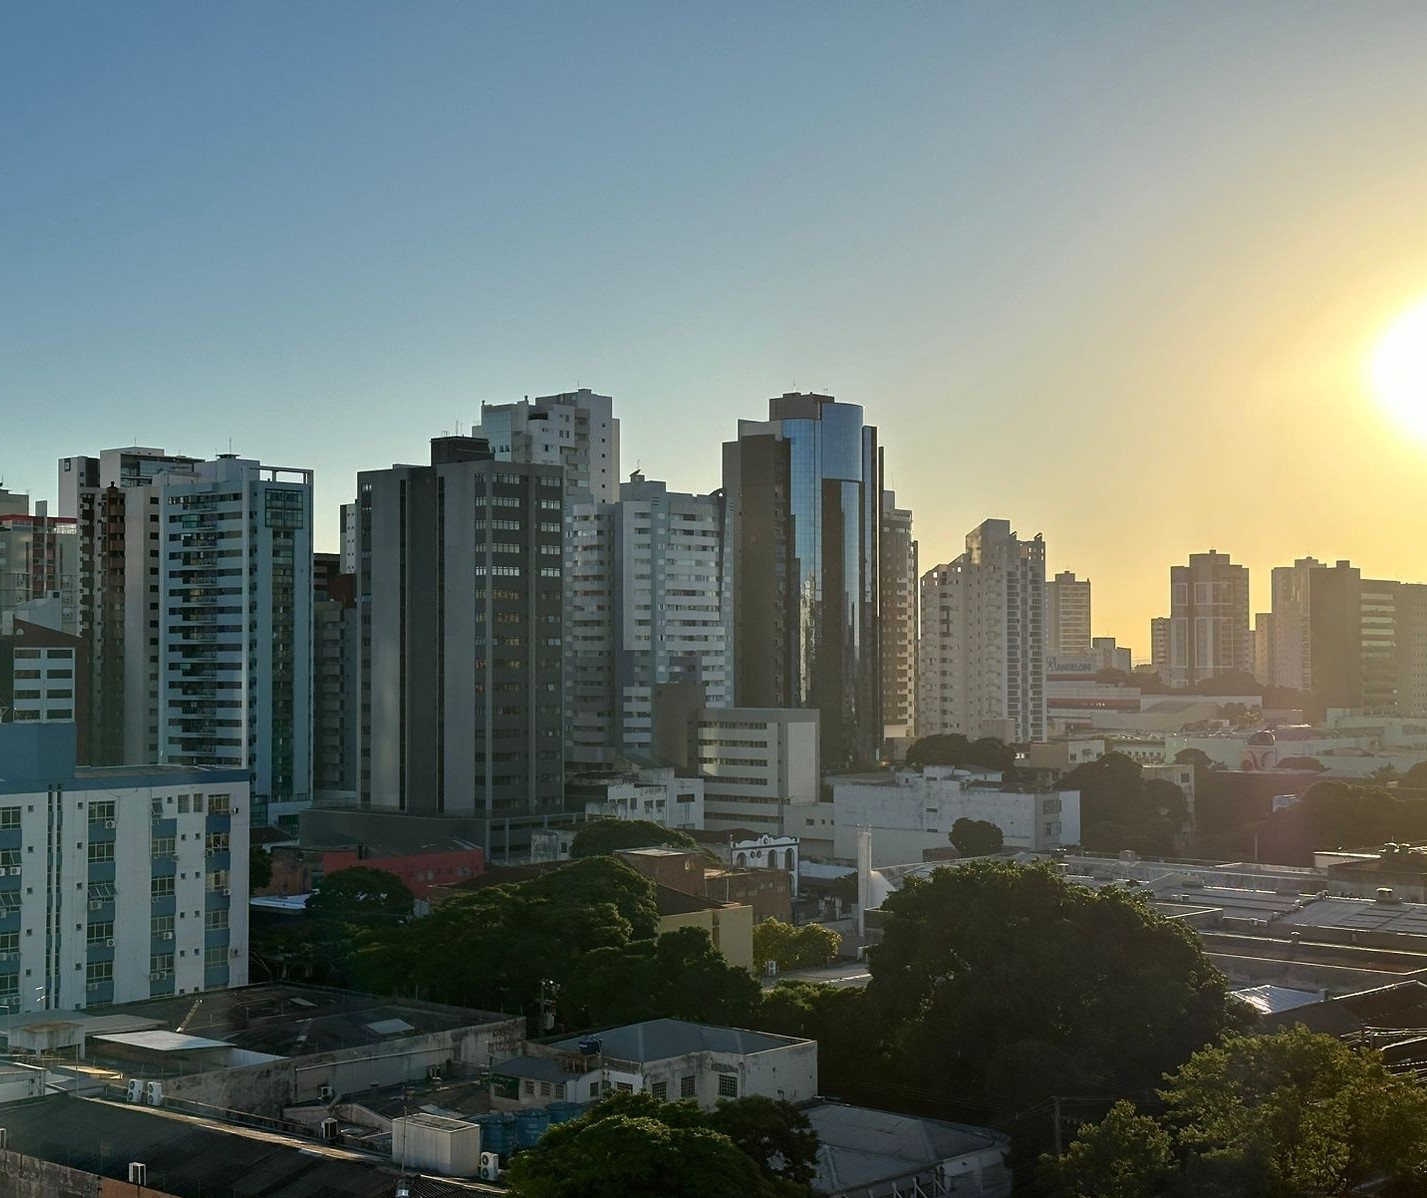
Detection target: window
<box><xmin>150</xmin><ymin>953</ymin><xmax>174</xmax><ymax>977</ymax></box>
<box><xmin>178</xmin><ymin>795</ymin><xmax>191</xmax><ymax>814</ymax></box>
<box><xmin>539</xmin><ymin>1081</ymin><xmax>552</xmax><ymax>1097</ymax></box>
<box><xmin>152</xmin><ymin>914</ymin><xmax>175</xmax><ymax>936</ymax></box>
<box><xmin>88</xmin><ymin>841</ymin><xmax>114</xmax><ymax>863</ymax></box>
<box><xmin>86</xmin><ymin>961</ymin><xmax>113</xmax><ymax>985</ymax></box>
<box><xmin>523</xmin><ymin>1080</ymin><xmax>536</xmax><ymax>1097</ymax></box>
<box><xmin>0</xmin><ymin>809</ymin><xmax>21</xmax><ymax>831</ymax></box>
<box><xmin>204</xmin><ymin>946</ymin><xmax>226</xmax><ymax>969</ymax></box>
<box><xmin>88</xmin><ymin>921</ymin><xmax>113</xmax><ymax>945</ymax></box>
<box><xmin>650</xmin><ymin>1081</ymin><xmax>668</xmax><ymax>1102</ymax></box>
<box><xmin>717</xmin><ymin>1074</ymin><xmax>738</xmax><ymax>1099</ymax></box>
<box><xmin>588</xmin><ymin>1081</ymin><xmax>602</xmax><ymax>1099</ymax></box>
<box><xmin>88</xmin><ymin>801</ymin><xmax>115</xmax><ymax>824</ymax></box>
<box><xmin>152</xmin><ymin>877</ymin><xmax>175</xmax><ymax>899</ymax></box>
<box><xmin>205</xmin><ymin>908</ymin><xmax>228</xmax><ymax>931</ymax></box>
<box><xmin>680</xmin><ymin>1075</ymin><xmax>696</xmax><ymax>1099</ymax></box>
<box><xmin>152</xmin><ymin>836</ymin><xmax>176</xmax><ymax>858</ymax></box>
<box><xmin>615</xmin><ymin>1082</ymin><xmax>633</xmax><ymax>1094</ymax></box>
<box><xmin>207</xmin><ymin>793</ymin><xmax>230</xmax><ymax>815</ymax></box>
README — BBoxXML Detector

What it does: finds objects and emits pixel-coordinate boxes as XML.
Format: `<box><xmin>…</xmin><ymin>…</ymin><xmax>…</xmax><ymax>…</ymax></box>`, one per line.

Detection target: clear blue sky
<box><xmin>6</xmin><ymin>2</ymin><xmax>1427</xmax><ymax>648</ymax></box>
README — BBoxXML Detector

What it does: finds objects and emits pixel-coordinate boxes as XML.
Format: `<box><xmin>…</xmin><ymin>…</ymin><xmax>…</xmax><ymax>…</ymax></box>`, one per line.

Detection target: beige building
<box><xmin>1046</xmin><ymin>571</ymin><xmax>1092</xmax><ymax>658</ymax></box>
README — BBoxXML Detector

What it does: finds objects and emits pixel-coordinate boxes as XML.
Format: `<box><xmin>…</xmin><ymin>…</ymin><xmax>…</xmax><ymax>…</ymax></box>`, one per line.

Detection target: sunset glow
<box><xmin>1372</xmin><ymin>298</ymin><xmax>1427</xmax><ymax>438</ymax></box>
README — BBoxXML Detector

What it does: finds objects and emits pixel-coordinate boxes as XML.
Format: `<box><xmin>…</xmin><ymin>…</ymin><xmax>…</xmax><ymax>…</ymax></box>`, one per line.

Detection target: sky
<box><xmin>5</xmin><ymin>2</ymin><xmax>1427</xmax><ymax>653</ymax></box>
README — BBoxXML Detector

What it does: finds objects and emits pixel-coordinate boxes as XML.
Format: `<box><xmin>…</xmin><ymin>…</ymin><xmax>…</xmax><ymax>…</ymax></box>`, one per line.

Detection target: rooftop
<box><xmin>0</xmin><ymin>1092</ymin><xmax>487</xmax><ymax>1198</ymax></box>
<box><xmin>547</xmin><ymin>1018</ymin><xmax>808</xmax><ymax>1063</ymax></box>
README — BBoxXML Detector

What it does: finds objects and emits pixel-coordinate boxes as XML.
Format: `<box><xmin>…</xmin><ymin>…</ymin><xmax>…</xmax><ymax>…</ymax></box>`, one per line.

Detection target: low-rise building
<box><xmin>569</xmin><ymin>765</ymin><xmax>705</xmax><ymax>830</ymax></box>
<box><xmin>615</xmin><ymin>846</ymin><xmax>792</xmax><ymax>922</ymax></box>
<box><xmin>832</xmin><ymin>768</ymin><xmax>1080</xmax><ymax>867</ymax></box>
<box><xmin>490</xmin><ymin>1018</ymin><xmax>817</xmax><ymax>1111</ymax></box>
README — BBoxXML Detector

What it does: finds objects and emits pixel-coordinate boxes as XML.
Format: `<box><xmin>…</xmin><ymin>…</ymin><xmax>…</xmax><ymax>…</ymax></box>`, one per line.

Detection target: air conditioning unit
<box><xmin>145</xmin><ymin>1082</ymin><xmax>163</xmax><ymax>1107</ymax></box>
<box><xmin>86</xmin><ymin>982</ymin><xmax>102</xmax><ymax>992</ymax></box>
<box><xmin>0</xmin><ymin>1128</ymin><xmax>7</xmax><ymax>1149</ymax></box>
<box><xmin>319</xmin><ymin>1117</ymin><xmax>339</xmax><ymax>1141</ymax></box>
<box><xmin>88</xmin><ymin>900</ymin><xmax>104</xmax><ymax>911</ymax></box>
<box><xmin>7</xmin><ymin>868</ymin><xmax>18</xmax><ymax>876</ymax></box>
<box><xmin>221</xmin><ymin>888</ymin><xmax>231</xmax><ymax>897</ymax></box>
<box><xmin>230</xmin><ymin>947</ymin><xmax>240</xmax><ymax>957</ymax></box>
<box><xmin>128</xmin><ymin>1163</ymin><xmax>147</xmax><ymax>1186</ymax></box>
<box><xmin>318</xmin><ymin>1084</ymin><xmax>334</xmax><ymax>1101</ymax></box>
<box><xmin>106</xmin><ymin>938</ymin><xmax>114</xmax><ymax>948</ymax></box>
<box><xmin>427</xmin><ymin>1064</ymin><xmax>442</xmax><ymax>1081</ymax></box>
<box><xmin>125</xmin><ymin>1079</ymin><xmax>143</xmax><ymax>1103</ymax></box>
<box><xmin>105</xmin><ymin>821</ymin><xmax>116</xmax><ymax>830</ymax></box>
<box><xmin>162</xmin><ymin>931</ymin><xmax>174</xmax><ymax>941</ymax></box>
<box><xmin>479</xmin><ymin>1152</ymin><xmax>501</xmax><ymax>1181</ymax></box>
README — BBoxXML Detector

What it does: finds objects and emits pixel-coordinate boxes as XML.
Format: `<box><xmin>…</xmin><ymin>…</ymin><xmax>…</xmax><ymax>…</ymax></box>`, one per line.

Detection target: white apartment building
<box><xmin>832</xmin><ymin>767</ymin><xmax>1080</xmax><ymax>867</ymax></box>
<box><xmin>693</xmin><ymin>707</ymin><xmax>820</xmax><ymax>834</ymax></box>
<box><xmin>580</xmin><ymin>766</ymin><xmax>705</xmax><ymax>830</ymax></box>
<box><xmin>1046</xmin><ymin>571</ymin><xmax>1091</xmax><ymax>658</ymax></box>
<box><xmin>566</xmin><ymin>474</ymin><xmax>728</xmax><ymax>763</ymax></box>
<box><xmin>475</xmin><ymin>388</ymin><xmax>619</xmax><ymax>505</ymax></box>
<box><xmin>0</xmin><ymin>724</ymin><xmax>250</xmax><ymax>1014</ymax></box>
<box><xmin>156</xmin><ymin>456</ymin><xmax>314</xmax><ymax>828</ymax></box>
<box><xmin>1263</xmin><ymin>557</ymin><xmax>1324</xmax><ymax>690</ymax></box>
<box><xmin>0</xmin><ymin>495</ymin><xmax>78</xmax><ymax>635</ymax></box>
<box><xmin>59</xmin><ymin>449</ymin><xmax>313</xmax><ymax>828</ymax></box>
<box><xmin>918</xmin><ymin>519</ymin><xmax>1047</xmax><ymax>744</ymax></box>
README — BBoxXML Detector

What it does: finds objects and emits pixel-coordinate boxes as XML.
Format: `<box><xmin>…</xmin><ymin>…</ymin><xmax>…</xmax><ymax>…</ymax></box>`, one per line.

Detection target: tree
<box><xmin>1174</xmin><ymin>748</ymin><xmax>1214</xmax><ymax>770</ymax></box>
<box><xmin>1276</xmin><ymin>755</ymin><xmax>1325</xmax><ymax>772</ymax></box>
<box><xmin>1039</xmin><ymin>1100</ymin><xmax>1176</xmax><ymax>1198</ymax></box>
<box><xmin>949</xmin><ymin>817</ymin><xmax>1003</xmax><ymax>857</ymax></box>
<box><xmin>753</xmin><ymin>919</ymin><xmax>841</xmax><ymax>972</ymax></box>
<box><xmin>905</xmin><ymin>733</ymin><xmax>1016</xmax><ymax>773</ymax></box>
<box><xmin>249</xmin><ymin>843</ymin><xmax>273</xmax><ymax>890</ymax></box>
<box><xmin>349</xmin><ymin>856</ymin><xmax>660</xmax><ymax>1014</ymax></box>
<box><xmin>566</xmin><ymin>925</ymin><xmax>760</xmax><ymax>1027</ymax></box>
<box><xmin>570</xmin><ymin>819</ymin><xmax>699</xmax><ymax>858</ymax></box>
<box><xmin>1402</xmin><ymin>761</ymin><xmax>1427</xmax><ymax>790</ymax></box>
<box><xmin>505</xmin><ymin>1092</ymin><xmax>813</xmax><ymax>1197</ymax></box>
<box><xmin>1044</xmin><ymin>1028</ymin><xmax>1427</xmax><ymax>1197</ymax></box>
<box><xmin>707</xmin><ymin>1094</ymin><xmax>820</xmax><ymax>1189</ymax></box>
<box><xmin>505</xmin><ymin>1113</ymin><xmax>777</xmax><ymax>1198</ymax></box>
<box><xmin>1160</xmin><ymin>1026</ymin><xmax>1427</xmax><ymax>1196</ymax></box>
<box><xmin>306</xmin><ymin>866</ymin><xmax>413</xmax><ymax>925</ymax></box>
<box><xmin>866</xmin><ymin>862</ymin><xmax>1228</xmax><ymax>1112</ymax></box>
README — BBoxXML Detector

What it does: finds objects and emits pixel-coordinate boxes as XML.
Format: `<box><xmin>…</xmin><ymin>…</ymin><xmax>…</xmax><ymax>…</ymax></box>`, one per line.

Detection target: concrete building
<box><xmin>879</xmin><ymin>487</ymin><xmax>917</xmax><ymax>743</ymax></box>
<box><xmin>356</xmin><ymin>437</ymin><xmax>564</xmax><ymax>846</ymax></box>
<box><xmin>615</xmin><ymin>846</ymin><xmax>793</xmax><ymax>923</ymax></box>
<box><xmin>0</xmin><ymin>723</ymin><xmax>249</xmax><ymax>1013</ymax></box>
<box><xmin>59</xmin><ymin>448</ymin><xmax>313</xmax><ymax>828</ymax></box>
<box><xmin>832</xmin><ymin>767</ymin><xmax>1080</xmax><ymax>866</ymax></box>
<box><xmin>1046</xmin><ymin>571</ymin><xmax>1091</xmax><ymax>658</ymax></box>
<box><xmin>1164</xmin><ymin>550</ymin><xmax>1251</xmax><ymax>687</ymax></box>
<box><xmin>0</xmin><ymin>618</ymin><xmax>87</xmax><ymax>759</ymax></box>
<box><xmin>570</xmin><ymin>765</ymin><xmax>705</xmax><ymax>830</ymax></box>
<box><xmin>918</xmin><ymin>519</ymin><xmax>1047</xmax><ymax>744</ymax></box>
<box><xmin>311</xmin><ymin>554</ymin><xmax>357</xmax><ymax>803</ymax></box>
<box><xmin>491</xmin><ymin>1018</ymin><xmax>818</xmax><ymax>1111</ymax></box>
<box><xmin>1150</xmin><ymin>616</ymin><xmax>1170</xmax><ymax>675</ymax></box>
<box><xmin>565</xmin><ymin>473</ymin><xmax>728</xmax><ymax>764</ymax></box>
<box><xmin>723</xmin><ymin>393</ymin><xmax>882</xmax><ymax>766</ymax></box>
<box><xmin>1092</xmin><ymin>636</ymin><xmax>1132</xmax><ymax>674</ymax></box>
<box><xmin>657</xmin><ymin>701</ymin><xmax>820</xmax><ymax>834</ymax></box>
<box><xmin>0</xmin><ymin>497</ymin><xmax>77</xmax><ymax>635</ymax></box>
<box><xmin>475</xmin><ymin>387</ymin><xmax>620</xmax><ymax>506</ymax></box>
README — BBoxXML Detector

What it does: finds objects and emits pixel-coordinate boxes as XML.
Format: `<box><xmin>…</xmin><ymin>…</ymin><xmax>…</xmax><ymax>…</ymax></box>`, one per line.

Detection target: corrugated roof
<box><xmin>807</xmin><ymin>1102</ymin><xmax>1007</xmax><ymax>1193</ymax></box>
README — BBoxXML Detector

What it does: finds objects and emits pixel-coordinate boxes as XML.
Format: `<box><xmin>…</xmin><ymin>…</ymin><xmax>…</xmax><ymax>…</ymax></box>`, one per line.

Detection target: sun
<box><xmin>1371</xmin><ymin>298</ymin><xmax>1427</xmax><ymax>438</ymax></box>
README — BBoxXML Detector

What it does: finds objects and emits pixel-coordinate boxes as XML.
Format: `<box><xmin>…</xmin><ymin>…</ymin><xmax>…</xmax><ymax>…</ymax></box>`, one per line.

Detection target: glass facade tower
<box><xmin>723</xmin><ymin>393</ymin><xmax>881</xmax><ymax>765</ymax></box>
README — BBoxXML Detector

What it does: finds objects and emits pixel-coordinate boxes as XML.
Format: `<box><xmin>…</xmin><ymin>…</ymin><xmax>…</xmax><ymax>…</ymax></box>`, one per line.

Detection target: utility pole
<box><xmin>1052</xmin><ymin>1095</ymin><xmax>1063</xmax><ymax>1156</ymax></box>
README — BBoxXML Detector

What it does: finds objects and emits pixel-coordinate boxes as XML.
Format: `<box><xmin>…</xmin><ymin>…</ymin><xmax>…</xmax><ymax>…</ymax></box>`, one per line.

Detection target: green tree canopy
<box><xmin>305</xmin><ymin>866</ymin><xmax>413</xmax><ymax>925</ymax></box>
<box><xmin>866</xmin><ymin>861</ymin><xmax>1228</xmax><ymax>1108</ymax></box>
<box><xmin>349</xmin><ymin>857</ymin><xmax>659</xmax><ymax>1014</ymax></box>
<box><xmin>570</xmin><ymin>818</ymin><xmax>699</xmax><ymax>858</ymax></box>
<box><xmin>753</xmin><ymin>919</ymin><xmax>841</xmax><ymax>972</ymax></box>
<box><xmin>1038</xmin><ymin>1100</ymin><xmax>1176</xmax><ymax>1198</ymax></box>
<box><xmin>1042</xmin><ymin>1028</ymin><xmax>1427</xmax><ymax>1197</ymax></box>
<box><xmin>505</xmin><ymin>1092</ymin><xmax>815</xmax><ymax>1198</ymax></box>
<box><xmin>566</xmin><ymin>925</ymin><xmax>760</xmax><ymax>1027</ymax></box>
<box><xmin>905</xmin><ymin>733</ymin><xmax>1016</xmax><ymax>773</ymax></box>
<box><xmin>1174</xmin><ymin>748</ymin><xmax>1214</xmax><ymax>769</ymax></box>
<box><xmin>1402</xmin><ymin>761</ymin><xmax>1427</xmax><ymax>789</ymax></box>
<box><xmin>949</xmin><ymin>817</ymin><xmax>1004</xmax><ymax>857</ymax></box>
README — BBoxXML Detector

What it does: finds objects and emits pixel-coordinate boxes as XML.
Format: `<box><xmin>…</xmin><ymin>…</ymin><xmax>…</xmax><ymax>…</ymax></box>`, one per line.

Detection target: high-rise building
<box><xmin>1165</xmin><ymin>551</ymin><xmax>1251</xmax><ymax>687</ymax></box>
<box><xmin>1091</xmin><ymin>636</ymin><xmax>1132</xmax><ymax>674</ymax></box>
<box><xmin>59</xmin><ymin>450</ymin><xmax>313</xmax><ymax>827</ymax></box>
<box><xmin>0</xmin><ymin>493</ymin><xmax>78</xmax><ymax>635</ymax></box>
<box><xmin>313</xmin><ymin>553</ymin><xmax>358</xmax><ymax>801</ymax></box>
<box><xmin>1260</xmin><ymin>557</ymin><xmax>1324</xmax><ymax>690</ymax></box>
<box><xmin>0</xmin><ymin>722</ymin><xmax>250</xmax><ymax>1013</ymax></box>
<box><xmin>475</xmin><ymin>388</ymin><xmax>619</xmax><ymax>505</ymax></box>
<box><xmin>1045</xmin><ymin>571</ymin><xmax>1092</xmax><ymax>658</ymax></box>
<box><xmin>356</xmin><ymin>437</ymin><xmax>564</xmax><ymax>839</ymax></box>
<box><xmin>879</xmin><ymin>487</ymin><xmax>917</xmax><ymax>742</ymax></box>
<box><xmin>723</xmin><ymin>393</ymin><xmax>882</xmax><ymax>765</ymax></box>
<box><xmin>918</xmin><ymin>519</ymin><xmax>1047</xmax><ymax>744</ymax></box>
<box><xmin>566</xmin><ymin>472</ymin><xmax>728</xmax><ymax>763</ymax></box>
<box><xmin>1150</xmin><ymin>616</ymin><xmax>1170</xmax><ymax>675</ymax></box>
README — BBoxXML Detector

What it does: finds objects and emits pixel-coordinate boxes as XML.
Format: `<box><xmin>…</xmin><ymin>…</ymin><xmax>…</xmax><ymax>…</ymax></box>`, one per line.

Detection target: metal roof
<box><xmin>806</xmin><ymin>1102</ymin><xmax>1008</xmax><ymax>1193</ymax></box>
<box><xmin>548</xmin><ymin>1018</ymin><xmax>808</xmax><ymax>1062</ymax></box>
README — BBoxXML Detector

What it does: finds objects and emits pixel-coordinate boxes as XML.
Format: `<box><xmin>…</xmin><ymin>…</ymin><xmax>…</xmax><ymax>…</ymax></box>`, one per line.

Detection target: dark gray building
<box><xmin>722</xmin><ymin>393</ymin><xmax>882</xmax><ymax>766</ymax></box>
<box><xmin>355</xmin><ymin>437</ymin><xmax>564</xmax><ymax>839</ymax></box>
<box><xmin>312</xmin><ymin>552</ymin><xmax>357</xmax><ymax>800</ymax></box>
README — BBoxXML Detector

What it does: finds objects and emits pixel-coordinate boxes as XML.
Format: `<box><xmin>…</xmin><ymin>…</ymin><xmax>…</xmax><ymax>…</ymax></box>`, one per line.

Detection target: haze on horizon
<box><xmin>5</xmin><ymin>1</ymin><xmax>1427</xmax><ymax>655</ymax></box>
